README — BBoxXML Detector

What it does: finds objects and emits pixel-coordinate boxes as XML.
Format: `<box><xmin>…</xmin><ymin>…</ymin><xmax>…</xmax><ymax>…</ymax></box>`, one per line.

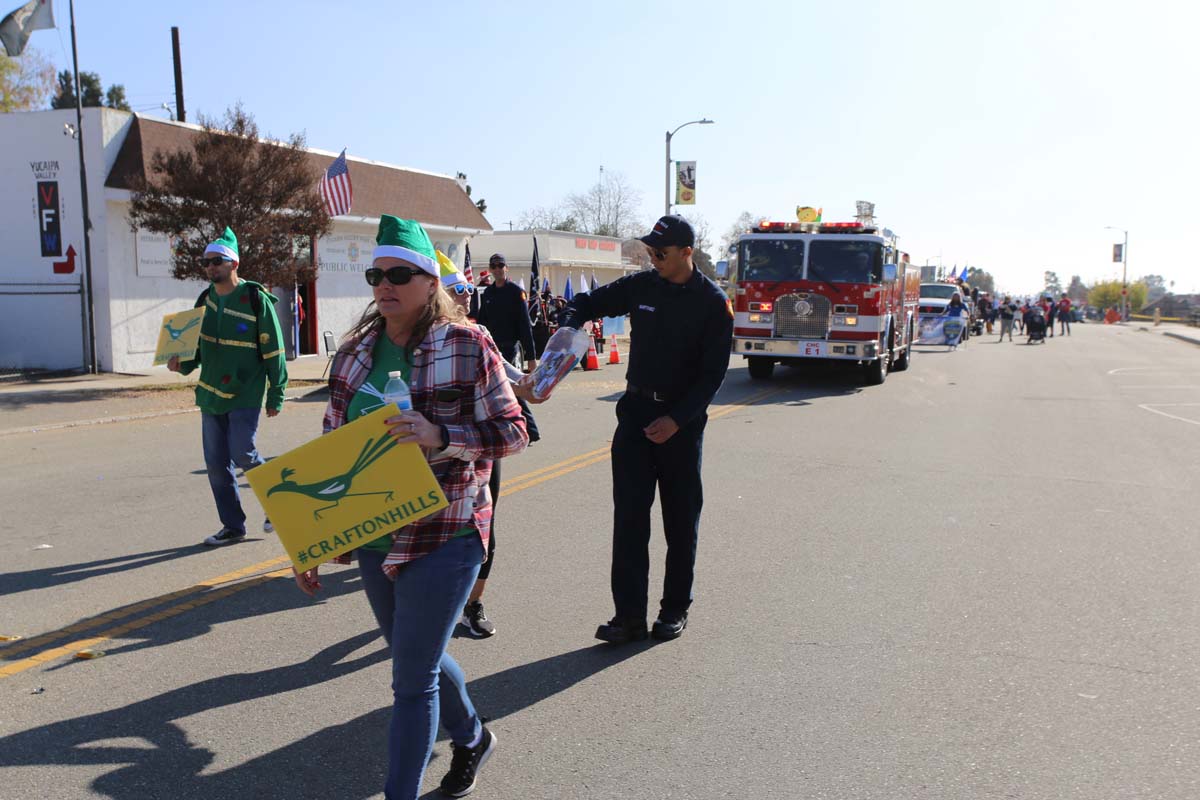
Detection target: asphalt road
<box><xmin>1</xmin><ymin>322</ymin><xmax>1198</xmax><ymax>800</ymax></box>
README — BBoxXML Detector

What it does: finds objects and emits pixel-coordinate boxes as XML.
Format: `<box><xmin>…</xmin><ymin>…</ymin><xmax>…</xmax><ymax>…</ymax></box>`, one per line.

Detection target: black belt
<box><xmin>626</xmin><ymin>383</ymin><xmax>675</xmax><ymax>403</ymax></box>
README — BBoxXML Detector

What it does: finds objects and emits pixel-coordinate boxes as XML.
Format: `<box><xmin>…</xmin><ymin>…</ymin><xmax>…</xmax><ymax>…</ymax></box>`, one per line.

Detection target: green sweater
<box><xmin>178</xmin><ymin>280</ymin><xmax>288</xmax><ymax>414</ymax></box>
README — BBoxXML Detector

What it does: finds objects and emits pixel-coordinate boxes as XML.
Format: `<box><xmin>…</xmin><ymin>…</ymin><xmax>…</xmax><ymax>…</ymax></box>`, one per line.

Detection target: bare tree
<box><xmin>679</xmin><ymin>212</ymin><xmax>717</xmax><ymax>279</ymax></box>
<box><xmin>565</xmin><ymin>170</ymin><xmax>645</xmax><ymax>239</ymax></box>
<box><xmin>720</xmin><ymin>211</ymin><xmax>762</xmax><ymax>257</ymax></box>
<box><xmin>518</xmin><ymin>204</ymin><xmax>580</xmax><ymax>232</ymax></box>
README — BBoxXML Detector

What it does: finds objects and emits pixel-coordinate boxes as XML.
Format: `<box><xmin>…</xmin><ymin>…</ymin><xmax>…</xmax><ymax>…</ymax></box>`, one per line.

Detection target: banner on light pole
<box><xmin>675</xmin><ymin>161</ymin><xmax>696</xmax><ymax>205</ymax></box>
<box><xmin>1112</xmin><ymin>243</ymin><xmax>1123</xmax><ymax>263</ymax></box>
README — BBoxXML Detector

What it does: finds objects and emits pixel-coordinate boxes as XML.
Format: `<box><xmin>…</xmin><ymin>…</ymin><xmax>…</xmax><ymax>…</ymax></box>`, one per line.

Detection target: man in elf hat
<box><xmin>168</xmin><ymin>226</ymin><xmax>288</xmax><ymax>546</ymax></box>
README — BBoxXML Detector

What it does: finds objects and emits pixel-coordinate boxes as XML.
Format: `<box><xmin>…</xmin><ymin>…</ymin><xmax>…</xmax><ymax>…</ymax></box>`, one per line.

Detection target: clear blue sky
<box><xmin>35</xmin><ymin>0</ymin><xmax>1200</xmax><ymax>295</ymax></box>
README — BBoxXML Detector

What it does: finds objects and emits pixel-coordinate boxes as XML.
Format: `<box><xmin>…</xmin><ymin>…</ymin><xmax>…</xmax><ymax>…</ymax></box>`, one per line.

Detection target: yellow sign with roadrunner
<box><xmin>153</xmin><ymin>307</ymin><xmax>206</xmax><ymax>365</ymax></box>
<box><xmin>246</xmin><ymin>404</ymin><xmax>448</xmax><ymax>571</ymax></box>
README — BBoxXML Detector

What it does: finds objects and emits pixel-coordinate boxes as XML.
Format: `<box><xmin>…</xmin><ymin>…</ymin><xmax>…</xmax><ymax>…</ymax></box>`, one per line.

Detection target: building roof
<box><xmin>105</xmin><ymin>115</ymin><xmax>491</xmax><ymax>232</ymax></box>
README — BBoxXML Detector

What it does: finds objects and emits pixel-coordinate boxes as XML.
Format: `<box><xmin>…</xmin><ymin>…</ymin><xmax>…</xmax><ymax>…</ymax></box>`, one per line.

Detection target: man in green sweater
<box><xmin>167</xmin><ymin>227</ymin><xmax>288</xmax><ymax>546</ymax></box>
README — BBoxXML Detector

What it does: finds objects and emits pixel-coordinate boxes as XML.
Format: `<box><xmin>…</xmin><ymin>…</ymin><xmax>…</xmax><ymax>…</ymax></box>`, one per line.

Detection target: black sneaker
<box><xmin>203</xmin><ymin>528</ymin><xmax>246</xmax><ymax>547</ymax></box>
<box><xmin>652</xmin><ymin>612</ymin><xmax>688</xmax><ymax>641</ymax></box>
<box><xmin>460</xmin><ymin>600</ymin><xmax>496</xmax><ymax>638</ymax></box>
<box><xmin>594</xmin><ymin>617</ymin><xmax>648</xmax><ymax>644</ymax></box>
<box><xmin>439</xmin><ymin>726</ymin><xmax>496</xmax><ymax>797</ymax></box>
<box><xmin>263</xmin><ymin>518</ymin><xmax>274</xmax><ymax>533</ymax></box>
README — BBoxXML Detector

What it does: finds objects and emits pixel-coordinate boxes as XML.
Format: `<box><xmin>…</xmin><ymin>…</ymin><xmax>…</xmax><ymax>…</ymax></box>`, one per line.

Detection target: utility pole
<box><xmin>68</xmin><ymin>0</ymin><xmax>97</xmax><ymax>373</ymax></box>
<box><xmin>171</xmin><ymin>27</ymin><xmax>186</xmax><ymax>122</ymax></box>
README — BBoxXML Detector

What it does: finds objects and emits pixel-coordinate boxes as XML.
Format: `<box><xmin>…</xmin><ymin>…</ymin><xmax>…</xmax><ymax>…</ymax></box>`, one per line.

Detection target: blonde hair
<box><xmin>341</xmin><ymin>277</ymin><xmax>468</xmax><ymax>352</ymax></box>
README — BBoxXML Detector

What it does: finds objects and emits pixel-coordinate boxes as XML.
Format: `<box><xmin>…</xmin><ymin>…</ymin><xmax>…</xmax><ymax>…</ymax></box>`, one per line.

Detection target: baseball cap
<box><xmin>489</xmin><ymin>253</ymin><xmax>507</xmax><ymax>266</ymax></box>
<box><xmin>639</xmin><ymin>215</ymin><xmax>695</xmax><ymax>249</ymax></box>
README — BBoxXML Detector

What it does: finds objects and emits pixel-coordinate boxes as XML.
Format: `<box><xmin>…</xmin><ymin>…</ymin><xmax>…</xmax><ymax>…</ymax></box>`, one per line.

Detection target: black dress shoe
<box><xmin>594</xmin><ymin>617</ymin><xmax>648</xmax><ymax>644</ymax></box>
<box><xmin>651</xmin><ymin>612</ymin><xmax>688</xmax><ymax>641</ymax></box>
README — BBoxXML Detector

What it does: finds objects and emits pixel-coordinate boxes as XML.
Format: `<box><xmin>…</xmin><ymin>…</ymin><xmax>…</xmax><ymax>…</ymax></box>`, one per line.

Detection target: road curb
<box><xmin>0</xmin><ymin>386</ymin><xmax>329</xmax><ymax>438</ymax></box>
<box><xmin>1162</xmin><ymin>331</ymin><xmax>1200</xmax><ymax>347</ymax></box>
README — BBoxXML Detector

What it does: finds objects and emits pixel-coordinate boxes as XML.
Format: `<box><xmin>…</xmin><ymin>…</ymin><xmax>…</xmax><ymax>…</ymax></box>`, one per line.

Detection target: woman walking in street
<box><xmin>293</xmin><ymin>216</ymin><xmax>527</xmax><ymax>799</ymax></box>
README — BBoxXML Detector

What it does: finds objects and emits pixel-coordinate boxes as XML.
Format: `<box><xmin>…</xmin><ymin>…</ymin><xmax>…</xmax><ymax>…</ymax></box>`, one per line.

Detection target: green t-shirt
<box><xmin>346</xmin><ymin>333</ymin><xmax>475</xmax><ymax>555</ymax></box>
<box><xmin>349</xmin><ymin>336</ymin><xmax>410</xmax><ymax>553</ymax></box>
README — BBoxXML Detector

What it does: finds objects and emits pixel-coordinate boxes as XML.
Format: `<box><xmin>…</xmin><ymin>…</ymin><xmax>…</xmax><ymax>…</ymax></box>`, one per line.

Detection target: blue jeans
<box><xmin>200</xmin><ymin>408</ymin><xmax>265</xmax><ymax>534</ymax></box>
<box><xmin>357</xmin><ymin>536</ymin><xmax>484</xmax><ymax>800</ymax></box>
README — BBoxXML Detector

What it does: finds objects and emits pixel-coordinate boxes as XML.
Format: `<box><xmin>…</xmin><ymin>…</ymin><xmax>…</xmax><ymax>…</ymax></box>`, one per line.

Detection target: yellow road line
<box><xmin>0</xmin><ymin>555</ymin><xmax>290</xmax><ymax>661</ymax></box>
<box><xmin>0</xmin><ymin>386</ymin><xmax>786</xmax><ymax>678</ymax></box>
<box><xmin>0</xmin><ymin>569</ymin><xmax>292</xmax><ymax>678</ymax></box>
<box><xmin>500</xmin><ymin>386</ymin><xmax>786</xmax><ymax>495</ymax></box>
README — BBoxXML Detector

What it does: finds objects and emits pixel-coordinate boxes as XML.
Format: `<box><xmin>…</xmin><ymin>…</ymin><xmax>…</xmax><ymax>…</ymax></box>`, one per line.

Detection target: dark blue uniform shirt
<box><xmin>476</xmin><ymin>281</ymin><xmax>536</xmax><ymax>359</ymax></box>
<box><xmin>564</xmin><ymin>268</ymin><xmax>733</xmax><ymax>427</ymax></box>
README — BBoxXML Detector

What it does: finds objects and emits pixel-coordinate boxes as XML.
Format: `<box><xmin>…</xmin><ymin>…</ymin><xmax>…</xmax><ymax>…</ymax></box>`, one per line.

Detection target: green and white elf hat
<box><xmin>373</xmin><ymin>215</ymin><xmax>438</xmax><ymax>277</ymax></box>
<box><xmin>436</xmin><ymin>250</ymin><xmax>467</xmax><ymax>287</ymax></box>
<box><xmin>204</xmin><ymin>226</ymin><xmax>239</xmax><ymax>263</ymax></box>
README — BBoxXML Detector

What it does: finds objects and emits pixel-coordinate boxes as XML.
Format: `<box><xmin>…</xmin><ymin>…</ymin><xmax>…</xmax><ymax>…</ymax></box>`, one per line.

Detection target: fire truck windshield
<box><xmin>737</xmin><ymin>240</ymin><xmax>805</xmax><ymax>282</ymax></box>
<box><xmin>807</xmin><ymin>240</ymin><xmax>883</xmax><ymax>284</ymax></box>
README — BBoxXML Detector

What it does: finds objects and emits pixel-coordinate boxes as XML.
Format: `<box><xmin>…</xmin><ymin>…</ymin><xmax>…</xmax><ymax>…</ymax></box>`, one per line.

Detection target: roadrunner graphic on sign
<box><xmin>247</xmin><ymin>404</ymin><xmax>448</xmax><ymax>570</ymax></box>
<box><xmin>153</xmin><ymin>307</ymin><xmax>206</xmax><ymax>365</ymax></box>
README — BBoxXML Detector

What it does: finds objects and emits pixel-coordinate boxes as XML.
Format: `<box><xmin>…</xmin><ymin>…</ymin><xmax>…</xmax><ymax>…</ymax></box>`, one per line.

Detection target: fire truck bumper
<box><xmin>733</xmin><ymin>337</ymin><xmax>880</xmax><ymax>361</ymax></box>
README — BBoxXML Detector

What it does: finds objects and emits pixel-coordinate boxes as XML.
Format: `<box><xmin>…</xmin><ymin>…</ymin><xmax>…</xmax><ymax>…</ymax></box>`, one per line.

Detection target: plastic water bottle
<box><xmin>382</xmin><ymin>371</ymin><xmax>412</xmax><ymax>411</ymax></box>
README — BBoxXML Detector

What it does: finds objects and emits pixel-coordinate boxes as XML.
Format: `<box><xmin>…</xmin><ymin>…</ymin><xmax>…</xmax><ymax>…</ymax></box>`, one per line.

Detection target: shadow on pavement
<box><xmin>36</xmin><ymin>568</ymin><xmax>364</xmax><ymax>671</ymax></box>
<box><xmin>0</xmin><ymin>599</ymin><xmax>648</xmax><ymax>799</ymax></box>
<box><xmin>0</xmin><ymin>545</ymin><xmax>214</xmax><ymax>599</ymax></box>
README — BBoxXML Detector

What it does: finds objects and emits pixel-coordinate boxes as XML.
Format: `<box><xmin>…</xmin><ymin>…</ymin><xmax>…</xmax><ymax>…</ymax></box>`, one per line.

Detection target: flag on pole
<box><xmin>319</xmin><ymin>149</ymin><xmax>353</xmax><ymax>217</ymax></box>
<box><xmin>564</xmin><ymin>273</ymin><xmax>574</xmax><ymax>302</ymax></box>
<box><xmin>530</xmin><ymin>237</ymin><xmax>541</xmax><ymax>295</ymax></box>
<box><xmin>576</xmin><ymin>271</ymin><xmax>588</xmax><ymax>295</ymax></box>
<box><xmin>462</xmin><ymin>243</ymin><xmax>474</xmax><ymax>283</ymax></box>
<box><xmin>591</xmin><ymin>272</ymin><xmax>599</xmax><ymax>292</ymax></box>
<box><xmin>958</xmin><ymin>265</ymin><xmax>968</xmax><ymax>282</ymax></box>
<box><xmin>517</xmin><ymin>277</ymin><xmax>526</xmax><ymax>291</ymax></box>
<box><xmin>542</xmin><ymin>277</ymin><xmax>550</xmax><ymax>294</ymax></box>
<box><xmin>0</xmin><ymin>0</ymin><xmax>54</xmax><ymax>57</ymax></box>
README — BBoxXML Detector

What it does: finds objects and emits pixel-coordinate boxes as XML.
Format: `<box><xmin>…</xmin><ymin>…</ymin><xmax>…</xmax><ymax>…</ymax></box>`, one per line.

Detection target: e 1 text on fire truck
<box><xmin>731</xmin><ymin>204</ymin><xmax>920</xmax><ymax>385</ymax></box>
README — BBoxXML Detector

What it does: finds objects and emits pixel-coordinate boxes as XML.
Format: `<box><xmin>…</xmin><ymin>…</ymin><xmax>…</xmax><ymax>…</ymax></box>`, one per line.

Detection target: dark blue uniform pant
<box><xmin>610</xmin><ymin>393</ymin><xmax>706</xmax><ymax>622</ymax></box>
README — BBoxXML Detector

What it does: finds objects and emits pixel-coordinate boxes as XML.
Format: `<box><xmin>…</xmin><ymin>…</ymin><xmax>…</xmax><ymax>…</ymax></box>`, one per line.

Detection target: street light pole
<box><xmin>665</xmin><ymin>118</ymin><xmax>714</xmax><ymax>216</ymax></box>
<box><xmin>1106</xmin><ymin>225</ymin><xmax>1129</xmax><ymax>321</ymax></box>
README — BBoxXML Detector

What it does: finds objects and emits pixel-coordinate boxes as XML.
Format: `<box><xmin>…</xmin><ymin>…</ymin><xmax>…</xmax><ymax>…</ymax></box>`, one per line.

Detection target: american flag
<box><xmin>463</xmin><ymin>243</ymin><xmax>474</xmax><ymax>283</ymax></box>
<box><xmin>320</xmin><ymin>150</ymin><xmax>353</xmax><ymax>217</ymax></box>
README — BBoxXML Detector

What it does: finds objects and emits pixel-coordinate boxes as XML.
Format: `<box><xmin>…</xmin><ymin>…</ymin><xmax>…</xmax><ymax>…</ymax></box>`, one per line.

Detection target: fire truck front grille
<box><xmin>773</xmin><ymin>293</ymin><xmax>832</xmax><ymax>339</ymax></box>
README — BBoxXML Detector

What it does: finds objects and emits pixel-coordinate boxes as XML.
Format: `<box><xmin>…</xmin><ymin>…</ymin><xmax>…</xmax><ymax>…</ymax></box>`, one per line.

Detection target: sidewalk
<box><xmin>1132</xmin><ymin>320</ymin><xmax>1200</xmax><ymax>347</ymax></box>
<box><xmin>0</xmin><ymin>355</ymin><xmax>332</xmax><ymax>436</ymax></box>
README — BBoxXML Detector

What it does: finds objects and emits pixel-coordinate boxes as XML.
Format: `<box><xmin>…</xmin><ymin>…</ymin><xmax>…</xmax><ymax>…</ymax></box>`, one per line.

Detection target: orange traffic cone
<box><xmin>583</xmin><ymin>337</ymin><xmax>600</xmax><ymax>370</ymax></box>
<box><xmin>608</xmin><ymin>334</ymin><xmax>621</xmax><ymax>365</ymax></box>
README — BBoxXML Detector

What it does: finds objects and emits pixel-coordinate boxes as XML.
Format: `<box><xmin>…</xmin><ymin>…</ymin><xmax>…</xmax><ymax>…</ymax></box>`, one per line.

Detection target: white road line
<box><xmin>1118</xmin><ymin>385</ymin><xmax>1200</xmax><ymax>390</ymax></box>
<box><xmin>1138</xmin><ymin>403</ymin><xmax>1200</xmax><ymax>426</ymax></box>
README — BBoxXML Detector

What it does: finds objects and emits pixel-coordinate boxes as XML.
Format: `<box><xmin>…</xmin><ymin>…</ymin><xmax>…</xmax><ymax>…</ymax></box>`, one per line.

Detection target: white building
<box><xmin>465</xmin><ymin>229</ymin><xmax>639</xmax><ymax>295</ymax></box>
<box><xmin>0</xmin><ymin>109</ymin><xmax>491</xmax><ymax>373</ymax></box>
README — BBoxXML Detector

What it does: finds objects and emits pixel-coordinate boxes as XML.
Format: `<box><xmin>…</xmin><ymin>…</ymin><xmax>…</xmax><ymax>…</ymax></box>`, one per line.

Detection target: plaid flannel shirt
<box><xmin>324</xmin><ymin>320</ymin><xmax>528</xmax><ymax>577</ymax></box>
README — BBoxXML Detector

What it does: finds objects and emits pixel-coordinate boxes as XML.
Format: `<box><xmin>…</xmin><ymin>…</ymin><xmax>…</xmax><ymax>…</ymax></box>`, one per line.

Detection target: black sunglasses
<box><xmin>647</xmin><ymin>247</ymin><xmax>667</xmax><ymax>261</ymax></box>
<box><xmin>365</xmin><ymin>266</ymin><xmax>423</xmax><ymax>286</ymax></box>
<box><xmin>200</xmin><ymin>256</ymin><xmax>232</xmax><ymax>267</ymax></box>
<box><xmin>450</xmin><ymin>283</ymin><xmax>475</xmax><ymax>296</ymax></box>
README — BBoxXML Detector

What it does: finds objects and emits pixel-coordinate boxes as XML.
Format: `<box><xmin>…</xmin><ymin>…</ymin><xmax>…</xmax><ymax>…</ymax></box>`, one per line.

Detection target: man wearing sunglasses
<box><xmin>475</xmin><ymin>254</ymin><xmax>538</xmax><ymax>374</ymax></box>
<box><xmin>560</xmin><ymin>215</ymin><xmax>733</xmax><ymax>644</ymax></box>
<box><xmin>167</xmin><ymin>227</ymin><xmax>288</xmax><ymax>547</ymax></box>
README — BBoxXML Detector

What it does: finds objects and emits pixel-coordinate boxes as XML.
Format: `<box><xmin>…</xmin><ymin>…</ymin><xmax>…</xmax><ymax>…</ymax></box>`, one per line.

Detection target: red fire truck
<box><xmin>732</xmin><ymin>213</ymin><xmax>921</xmax><ymax>384</ymax></box>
